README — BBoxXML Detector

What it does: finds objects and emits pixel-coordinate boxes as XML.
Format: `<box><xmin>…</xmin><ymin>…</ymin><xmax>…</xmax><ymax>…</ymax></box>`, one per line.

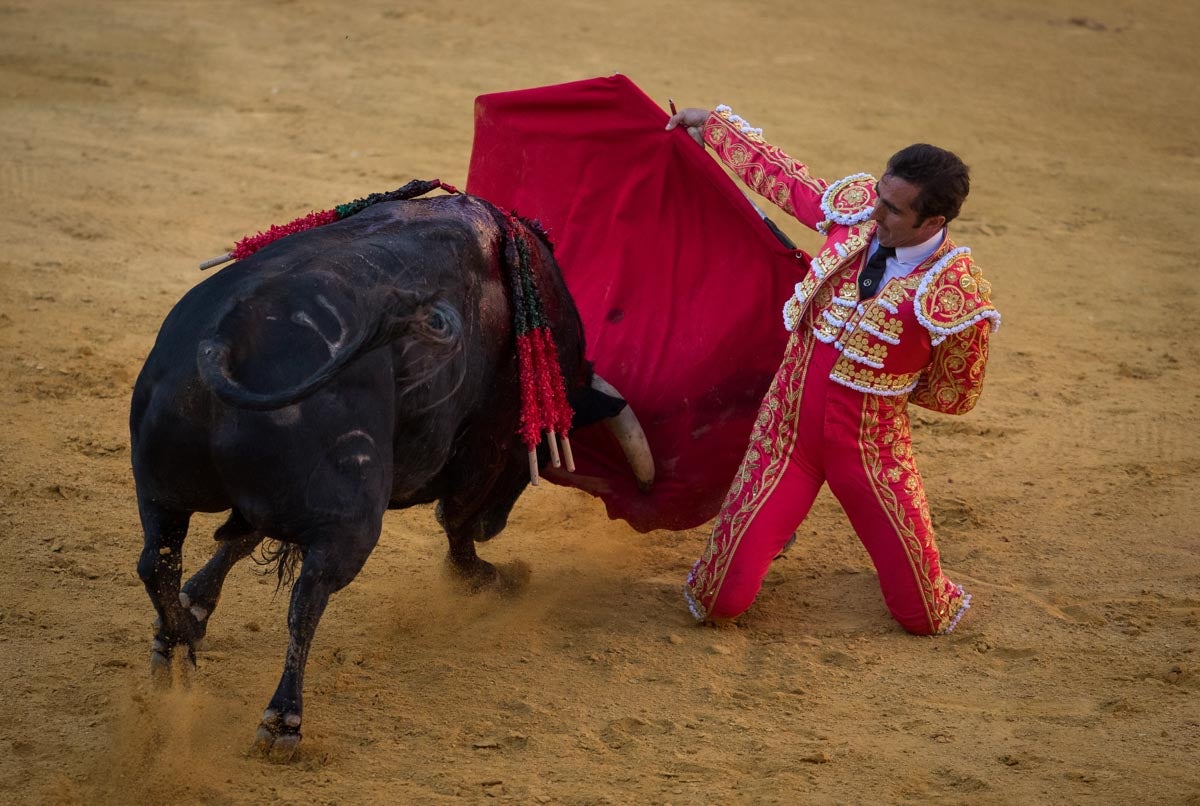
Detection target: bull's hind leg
<box><xmin>135</xmin><ymin>498</ymin><xmax>199</xmax><ymax>679</ymax></box>
<box><xmin>180</xmin><ymin>510</ymin><xmax>262</xmax><ymax>641</ymax></box>
<box><xmin>254</xmin><ymin>529</ymin><xmax>379</xmax><ymax>763</ymax></box>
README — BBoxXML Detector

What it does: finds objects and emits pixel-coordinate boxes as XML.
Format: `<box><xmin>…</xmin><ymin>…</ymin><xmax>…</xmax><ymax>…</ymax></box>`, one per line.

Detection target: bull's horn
<box><xmin>591</xmin><ymin>374</ymin><xmax>655</xmax><ymax>491</ymax></box>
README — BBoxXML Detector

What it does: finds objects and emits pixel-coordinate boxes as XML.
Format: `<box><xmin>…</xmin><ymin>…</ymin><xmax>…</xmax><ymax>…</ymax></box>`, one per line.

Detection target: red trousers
<box><xmin>684</xmin><ymin>332</ymin><xmax>969</xmax><ymax>635</ymax></box>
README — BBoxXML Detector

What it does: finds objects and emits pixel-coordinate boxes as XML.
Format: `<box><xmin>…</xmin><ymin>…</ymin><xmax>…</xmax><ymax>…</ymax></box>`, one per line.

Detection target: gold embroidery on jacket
<box><xmin>840</xmin><ymin>331</ymin><xmax>890</xmax><ymax>366</ymax></box>
<box><xmin>861</xmin><ymin>306</ymin><xmax>905</xmax><ymax>341</ymax></box>
<box><xmin>831</xmin><ymin>359</ymin><xmax>921</xmax><ymax>393</ymax></box>
<box><xmin>822</xmin><ymin>175</ymin><xmax>876</xmax><ymax>223</ymax></box>
<box><xmin>911</xmin><ymin>322</ymin><xmax>991</xmax><ymax>415</ymax></box>
<box><xmin>704</xmin><ymin>113</ymin><xmax>825</xmax><ymax>216</ymax></box>
<box><xmin>812</xmin><ymin>284</ymin><xmax>834</xmax><ymax>311</ymax></box>
<box><xmin>916</xmin><ymin>252</ymin><xmax>999</xmax><ymax>334</ymax></box>
<box><xmin>841</xmin><ymin>229</ymin><xmax>870</xmax><ymax>255</ymax></box>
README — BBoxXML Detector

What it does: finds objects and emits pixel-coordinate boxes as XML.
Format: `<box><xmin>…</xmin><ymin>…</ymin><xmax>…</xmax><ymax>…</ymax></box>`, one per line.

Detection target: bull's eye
<box><xmin>420</xmin><ymin>302</ymin><xmax>460</xmax><ymax>344</ymax></box>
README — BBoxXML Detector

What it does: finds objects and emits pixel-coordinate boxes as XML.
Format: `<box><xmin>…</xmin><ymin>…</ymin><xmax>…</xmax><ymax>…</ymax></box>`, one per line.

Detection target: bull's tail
<box><xmin>197</xmin><ymin>285</ymin><xmax>461</xmax><ymax>411</ymax></box>
<box><xmin>252</xmin><ymin>539</ymin><xmax>304</xmax><ymax>593</ymax></box>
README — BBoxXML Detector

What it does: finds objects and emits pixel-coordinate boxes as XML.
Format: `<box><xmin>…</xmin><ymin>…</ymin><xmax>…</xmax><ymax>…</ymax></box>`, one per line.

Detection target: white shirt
<box><xmin>866</xmin><ymin>229</ymin><xmax>945</xmax><ymax>289</ymax></box>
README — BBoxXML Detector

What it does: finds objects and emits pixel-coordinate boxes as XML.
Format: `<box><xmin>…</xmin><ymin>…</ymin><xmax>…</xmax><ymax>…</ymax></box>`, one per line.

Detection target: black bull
<box><xmin>130</xmin><ymin>193</ymin><xmax>644</xmax><ymax>760</ymax></box>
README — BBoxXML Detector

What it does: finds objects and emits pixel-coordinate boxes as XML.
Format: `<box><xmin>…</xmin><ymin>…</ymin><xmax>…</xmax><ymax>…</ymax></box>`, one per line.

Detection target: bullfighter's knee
<box><xmin>702</xmin><ymin>587</ymin><xmax>757</xmax><ymax>622</ymax></box>
<box><xmin>684</xmin><ymin>573</ymin><xmax>757</xmax><ymax>623</ymax></box>
<box><xmin>880</xmin><ymin>582</ymin><xmax>971</xmax><ymax>636</ymax></box>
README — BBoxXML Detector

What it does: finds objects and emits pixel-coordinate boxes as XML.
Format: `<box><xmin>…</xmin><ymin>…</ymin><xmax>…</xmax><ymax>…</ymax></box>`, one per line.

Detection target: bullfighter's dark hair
<box><xmin>884</xmin><ymin>144</ymin><xmax>971</xmax><ymax>224</ymax></box>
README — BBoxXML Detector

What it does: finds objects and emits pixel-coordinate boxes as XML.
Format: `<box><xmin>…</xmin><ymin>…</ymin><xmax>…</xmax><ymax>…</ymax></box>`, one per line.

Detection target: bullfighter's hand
<box><xmin>665</xmin><ymin>107</ymin><xmax>708</xmax><ymax>146</ymax></box>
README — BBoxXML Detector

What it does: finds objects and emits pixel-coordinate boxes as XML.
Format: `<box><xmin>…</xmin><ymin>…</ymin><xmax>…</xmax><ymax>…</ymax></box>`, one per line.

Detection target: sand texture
<box><xmin>1</xmin><ymin>1</ymin><xmax>1198</xmax><ymax>803</ymax></box>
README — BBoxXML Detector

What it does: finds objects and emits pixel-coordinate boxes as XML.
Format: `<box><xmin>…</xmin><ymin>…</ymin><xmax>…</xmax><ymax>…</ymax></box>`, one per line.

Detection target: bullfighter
<box><xmin>667</xmin><ymin>104</ymin><xmax>1000</xmax><ymax>635</ymax></box>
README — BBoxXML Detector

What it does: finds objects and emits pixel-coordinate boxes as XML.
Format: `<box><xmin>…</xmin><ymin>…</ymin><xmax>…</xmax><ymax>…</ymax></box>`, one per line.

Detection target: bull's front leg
<box><xmin>439</xmin><ymin>513</ymin><xmax>500</xmax><ymax>590</ymax></box>
<box><xmin>436</xmin><ymin>447</ymin><xmax>533</xmax><ymax>593</ymax></box>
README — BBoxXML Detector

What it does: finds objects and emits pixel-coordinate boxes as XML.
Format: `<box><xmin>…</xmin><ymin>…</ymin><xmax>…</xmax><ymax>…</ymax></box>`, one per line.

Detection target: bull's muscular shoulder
<box><xmin>914</xmin><ymin>247</ymin><xmax>1001</xmax><ymax>341</ymax></box>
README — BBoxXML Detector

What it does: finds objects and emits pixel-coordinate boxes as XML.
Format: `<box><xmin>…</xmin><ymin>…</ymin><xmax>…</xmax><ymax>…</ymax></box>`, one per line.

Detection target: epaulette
<box><xmin>817</xmin><ymin>173</ymin><xmax>876</xmax><ymax>233</ymax></box>
<box><xmin>914</xmin><ymin>247</ymin><xmax>1001</xmax><ymax>344</ymax></box>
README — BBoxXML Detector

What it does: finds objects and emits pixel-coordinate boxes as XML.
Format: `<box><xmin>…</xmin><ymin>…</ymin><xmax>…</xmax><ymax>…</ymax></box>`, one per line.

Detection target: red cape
<box><xmin>467</xmin><ymin>75</ymin><xmax>806</xmax><ymax>531</ymax></box>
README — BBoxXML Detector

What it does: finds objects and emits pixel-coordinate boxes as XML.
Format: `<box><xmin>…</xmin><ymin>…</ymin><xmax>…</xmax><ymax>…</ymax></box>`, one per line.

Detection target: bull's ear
<box><xmin>570</xmin><ymin>385</ymin><xmax>627</xmax><ymax>429</ymax></box>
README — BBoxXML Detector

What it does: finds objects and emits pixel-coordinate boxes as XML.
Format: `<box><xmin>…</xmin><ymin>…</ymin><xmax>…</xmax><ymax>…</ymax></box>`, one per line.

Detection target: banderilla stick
<box><xmin>529</xmin><ymin>431</ymin><xmax>576</xmax><ymax>485</ymax></box>
<box><xmin>559</xmin><ymin>433</ymin><xmax>575</xmax><ymax>473</ymax></box>
<box><xmin>199</xmin><ymin>251</ymin><xmax>234</xmax><ymax>270</ymax></box>
<box><xmin>527</xmin><ymin>450</ymin><xmax>540</xmax><ymax>486</ymax></box>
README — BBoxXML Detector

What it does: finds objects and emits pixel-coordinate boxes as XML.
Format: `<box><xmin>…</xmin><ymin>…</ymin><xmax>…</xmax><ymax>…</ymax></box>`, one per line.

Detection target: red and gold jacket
<box><xmin>702</xmin><ymin>106</ymin><xmax>1000</xmax><ymax>415</ymax></box>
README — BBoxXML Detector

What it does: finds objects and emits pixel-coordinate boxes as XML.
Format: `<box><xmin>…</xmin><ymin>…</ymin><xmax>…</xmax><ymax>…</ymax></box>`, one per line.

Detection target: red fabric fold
<box><xmin>467</xmin><ymin>75</ymin><xmax>807</xmax><ymax>531</ymax></box>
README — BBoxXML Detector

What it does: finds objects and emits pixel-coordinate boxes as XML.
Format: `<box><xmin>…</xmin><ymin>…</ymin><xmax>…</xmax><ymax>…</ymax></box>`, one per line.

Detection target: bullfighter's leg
<box><xmin>135</xmin><ymin>497</ymin><xmax>198</xmax><ymax>679</ymax></box>
<box><xmin>684</xmin><ymin>332</ymin><xmax>822</xmax><ymax>621</ymax></box>
<box><xmin>685</xmin><ymin>450</ymin><xmax>824</xmax><ymax>621</ymax></box>
<box><xmin>254</xmin><ymin>528</ymin><xmax>379</xmax><ymax>763</ymax></box>
<box><xmin>180</xmin><ymin>510</ymin><xmax>262</xmax><ymax>641</ymax></box>
<box><xmin>824</xmin><ymin>392</ymin><xmax>970</xmax><ymax>635</ymax></box>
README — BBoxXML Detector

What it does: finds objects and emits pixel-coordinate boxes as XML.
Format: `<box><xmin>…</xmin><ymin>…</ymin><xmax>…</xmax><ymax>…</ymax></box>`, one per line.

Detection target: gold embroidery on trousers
<box><xmin>689</xmin><ymin>333</ymin><xmax>816</xmax><ymax>608</ymax></box>
<box><xmin>857</xmin><ymin>394</ymin><xmax>959</xmax><ymax>633</ymax></box>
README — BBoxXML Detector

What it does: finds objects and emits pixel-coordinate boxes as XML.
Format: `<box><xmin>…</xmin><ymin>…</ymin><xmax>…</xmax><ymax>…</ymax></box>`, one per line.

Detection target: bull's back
<box><xmin>130</xmin><ymin>194</ymin><xmax>509</xmax><ymax>515</ymax></box>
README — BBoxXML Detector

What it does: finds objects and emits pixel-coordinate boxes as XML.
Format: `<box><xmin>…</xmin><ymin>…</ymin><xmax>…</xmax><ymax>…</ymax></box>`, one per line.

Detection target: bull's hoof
<box><xmin>177</xmin><ymin>652</ymin><xmax>196</xmax><ymax>687</ymax></box>
<box><xmin>150</xmin><ymin>645</ymin><xmax>172</xmax><ymax>685</ymax></box>
<box><xmin>149</xmin><ymin>638</ymin><xmax>197</xmax><ymax>686</ymax></box>
<box><xmin>254</xmin><ymin>726</ymin><xmax>301</xmax><ymax>764</ymax></box>
<box><xmin>446</xmin><ymin>556</ymin><xmax>532</xmax><ymax>595</ymax></box>
<box><xmin>253</xmin><ymin>709</ymin><xmax>302</xmax><ymax>763</ymax></box>
<box><xmin>445</xmin><ymin>556</ymin><xmax>500</xmax><ymax>592</ymax></box>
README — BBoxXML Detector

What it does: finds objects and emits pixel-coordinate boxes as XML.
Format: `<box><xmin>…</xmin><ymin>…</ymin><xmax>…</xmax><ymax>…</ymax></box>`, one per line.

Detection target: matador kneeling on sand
<box><xmin>667</xmin><ymin>104</ymin><xmax>1001</xmax><ymax>635</ymax></box>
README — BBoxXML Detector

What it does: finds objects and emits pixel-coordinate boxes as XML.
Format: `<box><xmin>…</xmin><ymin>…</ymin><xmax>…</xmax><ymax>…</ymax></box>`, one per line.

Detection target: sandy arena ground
<box><xmin>1</xmin><ymin>1</ymin><xmax>1198</xmax><ymax>803</ymax></box>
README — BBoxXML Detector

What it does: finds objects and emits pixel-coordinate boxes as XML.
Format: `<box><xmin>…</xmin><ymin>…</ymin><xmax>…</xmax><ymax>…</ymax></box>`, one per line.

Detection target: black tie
<box><xmin>858</xmin><ymin>245</ymin><xmax>895</xmax><ymax>300</ymax></box>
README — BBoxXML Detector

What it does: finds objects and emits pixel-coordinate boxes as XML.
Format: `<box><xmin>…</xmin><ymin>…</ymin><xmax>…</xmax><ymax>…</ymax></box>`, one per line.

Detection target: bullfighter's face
<box><xmin>870</xmin><ymin>174</ymin><xmax>945</xmax><ymax>249</ymax></box>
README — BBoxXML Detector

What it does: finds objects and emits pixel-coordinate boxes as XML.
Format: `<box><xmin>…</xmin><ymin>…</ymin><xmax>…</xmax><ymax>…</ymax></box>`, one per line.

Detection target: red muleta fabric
<box><xmin>467</xmin><ymin>75</ymin><xmax>808</xmax><ymax>531</ymax></box>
